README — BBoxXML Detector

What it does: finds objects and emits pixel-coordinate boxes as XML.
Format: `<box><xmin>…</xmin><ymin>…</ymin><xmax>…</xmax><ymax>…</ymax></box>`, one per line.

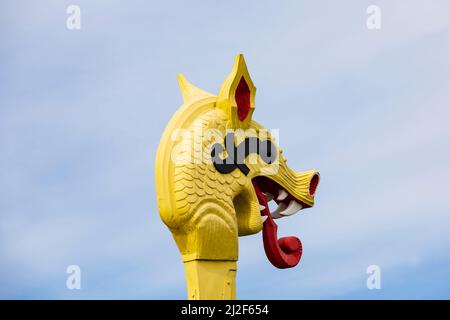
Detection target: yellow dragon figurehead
<box><xmin>155</xmin><ymin>54</ymin><xmax>320</xmax><ymax>299</ymax></box>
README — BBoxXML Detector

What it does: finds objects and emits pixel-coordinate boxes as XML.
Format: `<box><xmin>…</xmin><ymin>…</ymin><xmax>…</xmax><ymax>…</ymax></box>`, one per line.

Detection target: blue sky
<box><xmin>1</xmin><ymin>0</ymin><xmax>450</xmax><ymax>299</ymax></box>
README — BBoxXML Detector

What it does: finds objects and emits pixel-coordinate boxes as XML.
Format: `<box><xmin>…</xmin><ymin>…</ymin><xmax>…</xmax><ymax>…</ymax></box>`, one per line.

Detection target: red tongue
<box><xmin>252</xmin><ymin>181</ymin><xmax>302</xmax><ymax>269</ymax></box>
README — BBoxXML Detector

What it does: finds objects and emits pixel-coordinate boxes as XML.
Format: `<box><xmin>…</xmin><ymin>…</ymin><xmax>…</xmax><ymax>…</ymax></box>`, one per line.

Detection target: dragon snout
<box><xmin>253</xmin><ymin>170</ymin><xmax>320</xmax><ymax>219</ymax></box>
<box><xmin>252</xmin><ymin>170</ymin><xmax>319</xmax><ymax>269</ymax></box>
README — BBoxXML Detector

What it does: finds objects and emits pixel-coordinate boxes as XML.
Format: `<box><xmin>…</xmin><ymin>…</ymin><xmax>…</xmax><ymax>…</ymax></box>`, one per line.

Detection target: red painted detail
<box><xmin>252</xmin><ymin>181</ymin><xmax>303</xmax><ymax>269</ymax></box>
<box><xmin>309</xmin><ymin>174</ymin><xmax>319</xmax><ymax>196</ymax></box>
<box><xmin>235</xmin><ymin>77</ymin><xmax>251</xmax><ymax>121</ymax></box>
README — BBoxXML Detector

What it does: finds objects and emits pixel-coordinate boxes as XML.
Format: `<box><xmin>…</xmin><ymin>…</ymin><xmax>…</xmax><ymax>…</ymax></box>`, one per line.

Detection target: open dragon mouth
<box><xmin>252</xmin><ymin>175</ymin><xmax>319</xmax><ymax>269</ymax></box>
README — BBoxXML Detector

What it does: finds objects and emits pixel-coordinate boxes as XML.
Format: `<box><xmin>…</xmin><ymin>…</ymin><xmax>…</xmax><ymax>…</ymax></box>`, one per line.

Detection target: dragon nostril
<box><xmin>309</xmin><ymin>173</ymin><xmax>320</xmax><ymax>196</ymax></box>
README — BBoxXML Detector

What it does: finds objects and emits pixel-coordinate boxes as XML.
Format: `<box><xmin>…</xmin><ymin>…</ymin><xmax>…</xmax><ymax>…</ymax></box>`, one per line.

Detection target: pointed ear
<box><xmin>178</xmin><ymin>74</ymin><xmax>213</xmax><ymax>103</ymax></box>
<box><xmin>217</xmin><ymin>54</ymin><xmax>256</xmax><ymax>128</ymax></box>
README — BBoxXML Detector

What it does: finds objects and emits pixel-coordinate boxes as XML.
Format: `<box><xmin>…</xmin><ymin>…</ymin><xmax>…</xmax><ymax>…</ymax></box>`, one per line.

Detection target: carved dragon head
<box><xmin>155</xmin><ymin>54</ymin><xmax>319</xmax><ymax>298</ymax></box>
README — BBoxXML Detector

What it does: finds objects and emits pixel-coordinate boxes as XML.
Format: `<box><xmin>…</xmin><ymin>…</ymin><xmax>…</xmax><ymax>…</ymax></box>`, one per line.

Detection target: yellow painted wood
<box><xmin>184</xmin><ymin>260</ymin><xmax>237</xmax><ymax>300</ymax></box>
<box><xmin>154</xmin><ymin>54</ymin><xmax>319</xmax><ymax>300</ymax></box>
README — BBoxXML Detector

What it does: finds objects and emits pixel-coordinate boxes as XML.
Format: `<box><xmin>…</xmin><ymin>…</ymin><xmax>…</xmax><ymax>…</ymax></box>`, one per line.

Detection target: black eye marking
<box><xmin>211</xmin><ymin>132</ymin><xmax>277</xmax><ymax>176</ymax></box>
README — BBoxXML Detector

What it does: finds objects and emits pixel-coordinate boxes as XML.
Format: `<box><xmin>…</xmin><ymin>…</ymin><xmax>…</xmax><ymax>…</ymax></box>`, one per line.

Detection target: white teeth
<box><xmin>280</xmin><ymin>200</ymin><xmax>303</xmax><ymax>216</ymax></box>
<box><xmin>261</xmin><ymin>216</ymin><xmax>268</xmax><ymax>223</ymax></box>
<box><xmin>277</xmin><ymin>189</ymin><xmax>288</xmax><ymax>201</ymax></box>
<box><xmin>270</xmin><ymin>202</ymin><xmax>288</xmax><ymax>219</ymax></box>
<box><xmin>259</xmin><ymin>204</ymin><xmax>266</xmax><ymax>211</ymax></box>
<box><xmin>264</xmin><ymin>192</ymin><xmax>274</xmax><ymax>201</ymax></box>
